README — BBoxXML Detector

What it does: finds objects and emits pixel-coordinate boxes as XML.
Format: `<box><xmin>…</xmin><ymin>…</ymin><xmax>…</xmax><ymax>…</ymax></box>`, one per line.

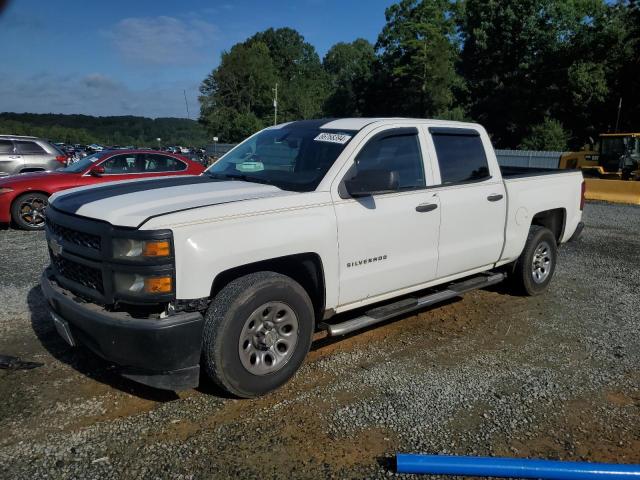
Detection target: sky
<box><xmin>0</xmin><ymin>0</ymin><xmax>395</xmax><ymax>119</ymax></box>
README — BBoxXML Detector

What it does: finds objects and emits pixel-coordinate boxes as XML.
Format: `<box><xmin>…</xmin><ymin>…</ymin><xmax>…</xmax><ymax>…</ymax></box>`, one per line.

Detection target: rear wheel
<box><xmin>202</xmin><ymin>272</ymin><xmax>314</xmax><ymax>398</ymax></box>
<box><xmin>510</xmin><ymin>225</ymin><xmax>557</xmax><ymax>296</ymax></box>
<box><xmin>11</xmin><ymin>193</ymin><xmax>48</xmax><ymax>230</ymax></box>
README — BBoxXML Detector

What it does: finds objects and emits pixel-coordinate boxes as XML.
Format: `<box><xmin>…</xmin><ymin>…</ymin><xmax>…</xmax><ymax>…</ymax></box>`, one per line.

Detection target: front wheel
<box><xmin>202</xmin><ymin>272</ymin><xmax>314</xmax><ymax>398</ymax></box>
<box><xmin>510</xmin><ymin>226</ymin><xmax>557</xmax><ymax>296</ymax></box>
<box><xmin>11</xmin><ymin>193</ymin><xmax>49</xmax><ymax>230</ymax></box>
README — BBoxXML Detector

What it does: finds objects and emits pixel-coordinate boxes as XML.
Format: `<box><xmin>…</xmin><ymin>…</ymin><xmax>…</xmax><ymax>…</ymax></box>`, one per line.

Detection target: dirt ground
<box><xmin>1</xmin><ymin>201</ymin><xmax>639</xmax><ymax>479</ymax></box>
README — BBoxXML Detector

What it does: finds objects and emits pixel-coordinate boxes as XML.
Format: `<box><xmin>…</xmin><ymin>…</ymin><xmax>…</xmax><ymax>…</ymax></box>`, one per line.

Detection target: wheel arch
<box><xmin>531</xmin><ymin>208</ymin><xmax>566</xmax><ymax>244</ymax></box>
<box><xmin>210</xmin><ymin>253</ymin><xmax>326</xmax><ymax>324</ymax></box>
<box><xmin>11</xmin><ymin>190</ymin><xmax>52</xmax><ymax>209</ymax></box>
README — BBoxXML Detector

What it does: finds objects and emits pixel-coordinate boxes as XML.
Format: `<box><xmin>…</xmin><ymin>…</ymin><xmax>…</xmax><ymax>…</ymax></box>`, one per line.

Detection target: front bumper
<box><xmin>41</xmin><ymin>268</ymin><xmax>204</xmax><ymax>390</ymax></box>
<box><xmin>0</xmin><ymin>192</ymin><xmax>13</xmax><ymax>224</ymax></box>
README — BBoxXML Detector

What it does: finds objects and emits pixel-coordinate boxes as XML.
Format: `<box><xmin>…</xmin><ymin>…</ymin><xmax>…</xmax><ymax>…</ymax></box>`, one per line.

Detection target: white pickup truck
<box><xmin>41</xmin><ymin>118</ymin><xmax>585</xmax><ymax>397</ymax></box>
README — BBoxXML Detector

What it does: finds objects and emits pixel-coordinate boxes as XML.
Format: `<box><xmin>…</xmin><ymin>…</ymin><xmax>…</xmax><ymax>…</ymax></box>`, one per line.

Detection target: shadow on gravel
<box><xmin>195</xmin><ymin>374</ymin><xmax>236</xmax><ymax>399</ymax></box>
<box><xmin>27</xmin><ymin>285</ymin><xmax>179</xmax><ymax>402</ymax></box>
<box><xmin>376</xmin><ymin>456</ymin><xmax>396</xmax><ymax>474</ymax></box>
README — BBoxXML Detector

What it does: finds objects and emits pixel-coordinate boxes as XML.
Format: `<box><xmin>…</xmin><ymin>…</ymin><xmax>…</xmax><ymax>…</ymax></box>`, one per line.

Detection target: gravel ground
<box><xmin>1</xmin><ymin>202</ymin><xmax>639</xmax><ymax>479</ymax></box>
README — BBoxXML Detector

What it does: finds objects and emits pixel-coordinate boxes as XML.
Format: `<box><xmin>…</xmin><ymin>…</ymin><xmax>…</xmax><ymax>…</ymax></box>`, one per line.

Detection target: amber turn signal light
<box><xmin>144</xmin><ymin>276</ymin><xmax>172</xmax><ymax>294</ymax></box>
<box><xmin>142</xmin><ymin>240</ymin><xmax>171</xmax><ymax>257</ymax></box>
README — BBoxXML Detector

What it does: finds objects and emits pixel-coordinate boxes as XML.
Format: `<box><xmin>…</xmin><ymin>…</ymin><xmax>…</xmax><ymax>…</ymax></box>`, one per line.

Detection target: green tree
<box><xmin>458</xmin><ymin>0</ymin><xmax>611</xmax><ymax>147</ymax></box>
<box><xmin>604</xmin><ymin>0</ymin><xmax>640</xmax><ymax>132</ymax></box>
<box><xmin>247</xmin><ymin>28</ymin><xmax>330</xmax><ymax>121</ymax></box>
<box><xmin>199</xmin><ymin>42</ymin><xmax>278</xmax><ymax>141</ymax></box>
<box><xmin>521</xmin><ymin>117</ymin><xmax>569</xmax><ymax>150</ymax></box>
<box><xmin>323</xmin><ymin>39</ymin><xmax>376</xmax><ymax>116</ymax></box>
<box><xmin>374</xmin><ymin>0</ymin><xmax>463</xmax><ymax>118</ymax></box>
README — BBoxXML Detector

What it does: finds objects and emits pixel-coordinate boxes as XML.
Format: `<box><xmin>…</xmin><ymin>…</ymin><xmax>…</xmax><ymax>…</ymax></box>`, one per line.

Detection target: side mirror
<box><xmin>343</xmin><ymin>169</ymin><xmax>399</xmax><ymax>198</ymax></box>
<box><xmin>89</xmin><ymin>165</ymin><xmax>105</xmax><ymax>176</ymax></box>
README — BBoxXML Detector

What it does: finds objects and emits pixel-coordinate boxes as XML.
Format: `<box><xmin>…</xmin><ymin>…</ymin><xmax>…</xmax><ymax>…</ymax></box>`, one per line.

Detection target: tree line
<box><xmin>0</xmin><ymin>113</ymin><xmax>209</xmax><ymax>146</ymax></box>
<box><xmin>199</xmin><ymin>0</ymin><xmax>640</xmax><ymax>150</ymax></box>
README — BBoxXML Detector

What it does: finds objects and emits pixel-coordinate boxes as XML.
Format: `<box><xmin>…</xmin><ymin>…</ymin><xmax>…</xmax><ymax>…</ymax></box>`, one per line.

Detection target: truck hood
<box><xmin>50</xmin><ymin>175</ymin><xmax>289</xmax><ymax>228</ymax></box>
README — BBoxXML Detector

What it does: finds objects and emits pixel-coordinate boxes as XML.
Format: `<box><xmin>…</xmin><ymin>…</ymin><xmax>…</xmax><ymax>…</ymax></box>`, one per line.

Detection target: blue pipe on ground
<box><xmin>396</xmin><ymin>454</ymin><xmax>640</xmax><ymax>479</ymax></box>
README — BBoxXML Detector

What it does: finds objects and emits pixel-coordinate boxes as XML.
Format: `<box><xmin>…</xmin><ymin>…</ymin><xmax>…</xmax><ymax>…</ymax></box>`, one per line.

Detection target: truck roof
<box><xmin>278</xmin><ymin>117</ymin><xmax>481</xmax><ymax>132</ymax></box>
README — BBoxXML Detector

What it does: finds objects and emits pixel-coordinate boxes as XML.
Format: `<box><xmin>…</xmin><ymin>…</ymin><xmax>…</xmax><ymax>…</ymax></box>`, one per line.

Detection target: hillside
<box><xmin>0</xmin><ymin>112</ymin><xmax>209</xmax><ymax>146</ymax></box>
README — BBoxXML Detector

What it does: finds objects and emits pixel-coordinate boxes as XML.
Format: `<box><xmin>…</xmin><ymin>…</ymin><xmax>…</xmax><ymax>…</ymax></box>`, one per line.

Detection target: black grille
<box><xmin>48</xmin><ymin>221</ymin><xmax>101</xmax><ymax>250</ymax></box>
<box><xmin>50</xmin><ymin>252</ymin><xmax>104</xmax><ymax>293</ymax></box>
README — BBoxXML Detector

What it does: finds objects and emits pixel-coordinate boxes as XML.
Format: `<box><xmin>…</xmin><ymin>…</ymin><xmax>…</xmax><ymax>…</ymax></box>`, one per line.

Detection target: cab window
<box><xmin>348</xmin><ymin>129</ymin><xmax>425</xmax><ymax>191</ymax></box>
<box><xmin>430</xmin><ymin>129</ymin><xmax>490</xmax><ymax>184</ymax></box>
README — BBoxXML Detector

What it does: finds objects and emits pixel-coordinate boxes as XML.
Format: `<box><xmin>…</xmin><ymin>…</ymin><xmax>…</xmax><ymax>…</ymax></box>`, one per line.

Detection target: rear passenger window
<box><xmin>431</xmin><ymin>131</ymin><xmax>490</xmax><ymax>184</ymax></box>
<box><xmin>0</xmin><ymin>140</ymin><xmax>13</xmax><ymax>154</ymax></box>
<box><xmin>351</xmin><ymin>131</ymin><xmax>425</xmax><ymax>191</ymax></box>
<box><xmin>15</xmin><ymin>141</ymin><xmax>46</xmax><ymax>155</ymax></box>
<box><xmin>143</xmin><ymin>154</ymin><xmax>187</xmax><ymax>172</ymax></box>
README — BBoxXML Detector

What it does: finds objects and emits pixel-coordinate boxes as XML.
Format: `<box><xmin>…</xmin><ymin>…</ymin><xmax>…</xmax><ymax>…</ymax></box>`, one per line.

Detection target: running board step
<box><xmin>322</xmin><ymin>272</ymin><xmax>505</xmax><ymax>337</ymax></box>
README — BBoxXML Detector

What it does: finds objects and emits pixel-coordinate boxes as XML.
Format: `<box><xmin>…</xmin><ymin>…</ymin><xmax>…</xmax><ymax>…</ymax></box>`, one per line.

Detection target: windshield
<box><xmin>60</xmin><ymin>152</ymin><xmax>104</xmax><ymax>173</ymax></box>
<box><xmin>600</xmin><ymin>137</ymin><xmax>627</xmax><ymax>155</ymax></box>
<box><xmin>205</xmin><ymin>126</ymin><xmax>357</xmax><ymax>192</ymax></box>
<box><xmin>629</xmin><ymin>138</ymin><xmax>640</xmax><ymax>161</ymax></box>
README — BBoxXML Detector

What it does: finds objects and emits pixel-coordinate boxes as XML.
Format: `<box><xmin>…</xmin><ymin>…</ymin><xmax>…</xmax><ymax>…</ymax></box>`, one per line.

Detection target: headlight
<box><xmin>112</xmin><ymin>238</ymin><xmax>172</xmax><ymax>259</ymax></box>
<box><xmin>0</xmin><ymin>188</ymin><xmax>14</xmax><ymax>194</ymax></box>
<box><xmin>113</xmin><ymin>272</ymin><xmax>173</xmax><ymax>295</ymax></box>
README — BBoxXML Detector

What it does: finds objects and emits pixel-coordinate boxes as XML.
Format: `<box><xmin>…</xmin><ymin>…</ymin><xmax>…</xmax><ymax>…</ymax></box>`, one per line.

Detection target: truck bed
<box><xmin>500</xmin><ymin>165</ymin><xmax>577</xmax><ymax>178</ymax></box>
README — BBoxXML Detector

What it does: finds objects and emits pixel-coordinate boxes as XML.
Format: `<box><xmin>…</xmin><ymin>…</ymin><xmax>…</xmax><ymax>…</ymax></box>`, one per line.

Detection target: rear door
<box><xmin>332</xmin><ymin>126</ymin><xmax>441</xmax><ymax>307</ymax></box>
<box><xmin>0</xmin><ymin>140</ymin><xmax>20</xmax><ymax>176</ymax></box>
<box><xmin>424</xmin><ymin>127</ymin><xmax>506</xmax><ymax>278</ymax></box>
<box><xmin>14</xmin><ymin>140</ymin><xmax>50</xmax><ymax>171</ymax></box>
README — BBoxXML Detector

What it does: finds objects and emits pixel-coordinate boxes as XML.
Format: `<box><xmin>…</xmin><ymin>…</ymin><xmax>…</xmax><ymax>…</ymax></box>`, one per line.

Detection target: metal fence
<box><xmin>495</xmin><ymin>149</ymin><xmax>562</xmax><ymax>169</ymax></box>
<box><xmin>205</xmin><ymin>143</ymin><xmax>237</xmax><ymax>157</ymax></box>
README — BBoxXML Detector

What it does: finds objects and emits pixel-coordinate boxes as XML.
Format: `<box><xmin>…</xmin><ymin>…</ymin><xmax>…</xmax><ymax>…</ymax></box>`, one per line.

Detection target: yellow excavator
<box><xmin>560</xmin><ymin>133</ymin><xmax>640</xmax><ymax>180</ymax></box>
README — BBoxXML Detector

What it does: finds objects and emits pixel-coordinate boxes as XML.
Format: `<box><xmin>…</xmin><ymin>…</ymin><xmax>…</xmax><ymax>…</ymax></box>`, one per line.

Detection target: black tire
<box><xmin>510</xmin><ymin>225</ymin><xmax>557</xmax><ymax>296</ymax></box>
<box><xmin>11</xmin><ymin>192</ymin><xmax>49</xmax><ymax>231</ymax></box>
<box><xmin>202</xmin><ymin>272</ymin><xmax>314</xmax><ymax>398</ymax></box>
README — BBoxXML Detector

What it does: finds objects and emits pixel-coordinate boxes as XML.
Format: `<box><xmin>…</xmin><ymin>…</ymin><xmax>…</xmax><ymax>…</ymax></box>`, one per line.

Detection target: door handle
<box><xmin>487</xmin><ymin>194</ymin><xmax>504</xmax><ymax>202</ymax></box>
<box><xmin>416</xmin><ymin>203</ymin><xmax>438</xmax><ymax>213</ymax></box>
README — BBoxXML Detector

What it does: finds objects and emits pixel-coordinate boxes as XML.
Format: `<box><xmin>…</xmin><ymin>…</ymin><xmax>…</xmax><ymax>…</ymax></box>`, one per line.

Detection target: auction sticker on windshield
<box><xmin>314</xmin><ymin>132</ymin><xmax>352</xmax><ymax>144</ymax></box>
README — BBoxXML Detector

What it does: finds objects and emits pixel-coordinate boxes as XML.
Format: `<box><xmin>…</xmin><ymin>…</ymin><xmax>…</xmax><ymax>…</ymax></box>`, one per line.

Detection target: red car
<box><xmin>0</xmin><ymin>149</ymin><xmax>205</xmax><ymax>230</ymax></box>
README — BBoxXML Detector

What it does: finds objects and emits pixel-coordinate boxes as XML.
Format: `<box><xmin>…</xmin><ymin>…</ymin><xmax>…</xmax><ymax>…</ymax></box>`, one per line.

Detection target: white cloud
<box><xmin>0</xmin><ymin>72</ymin><xmax>201</xmax><ymax>118</ymax></box>
<box><xmin>81</xmin><ymin>73</ymin><xmax>122</xmax><ymax>91</ymax></box>
<box><xmin>108</xmin><ymin>16</ymin><xmax>217</xmax><ymax>66</ymax></box>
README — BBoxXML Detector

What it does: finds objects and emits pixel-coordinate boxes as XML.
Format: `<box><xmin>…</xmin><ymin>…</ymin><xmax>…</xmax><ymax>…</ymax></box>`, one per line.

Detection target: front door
<box><xmin>0</xmin><ymin>140</ymin><xmax>21</xmax><ymax>176</ymax></box>
<box><xmin>333</xmin><ymin>127</ymin><xmax>441</xmax><ymax>307</ymax></box>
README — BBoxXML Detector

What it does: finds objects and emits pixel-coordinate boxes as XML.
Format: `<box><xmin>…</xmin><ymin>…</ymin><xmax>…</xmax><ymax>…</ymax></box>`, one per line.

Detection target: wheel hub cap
<box><xmin>531</xmin><ymin>240</ymin><xmax>552</xmax><ymax>284</ymax></box>
<box><xmin>238</xmin><ymin>301</ymin><xmax>299</xmax><ymax>375</ymax></box>
<box><xmin>19</xmin><ymin>197</ymin><xmax>47</xmax><ymax>227</ymax></box>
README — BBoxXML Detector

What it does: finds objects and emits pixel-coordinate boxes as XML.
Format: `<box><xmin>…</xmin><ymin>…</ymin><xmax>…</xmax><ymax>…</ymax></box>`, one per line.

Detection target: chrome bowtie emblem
<box><xmin>49</xmin><ymin>237</ymin><xmax>63</xmax><ymax>257</ymax></box>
